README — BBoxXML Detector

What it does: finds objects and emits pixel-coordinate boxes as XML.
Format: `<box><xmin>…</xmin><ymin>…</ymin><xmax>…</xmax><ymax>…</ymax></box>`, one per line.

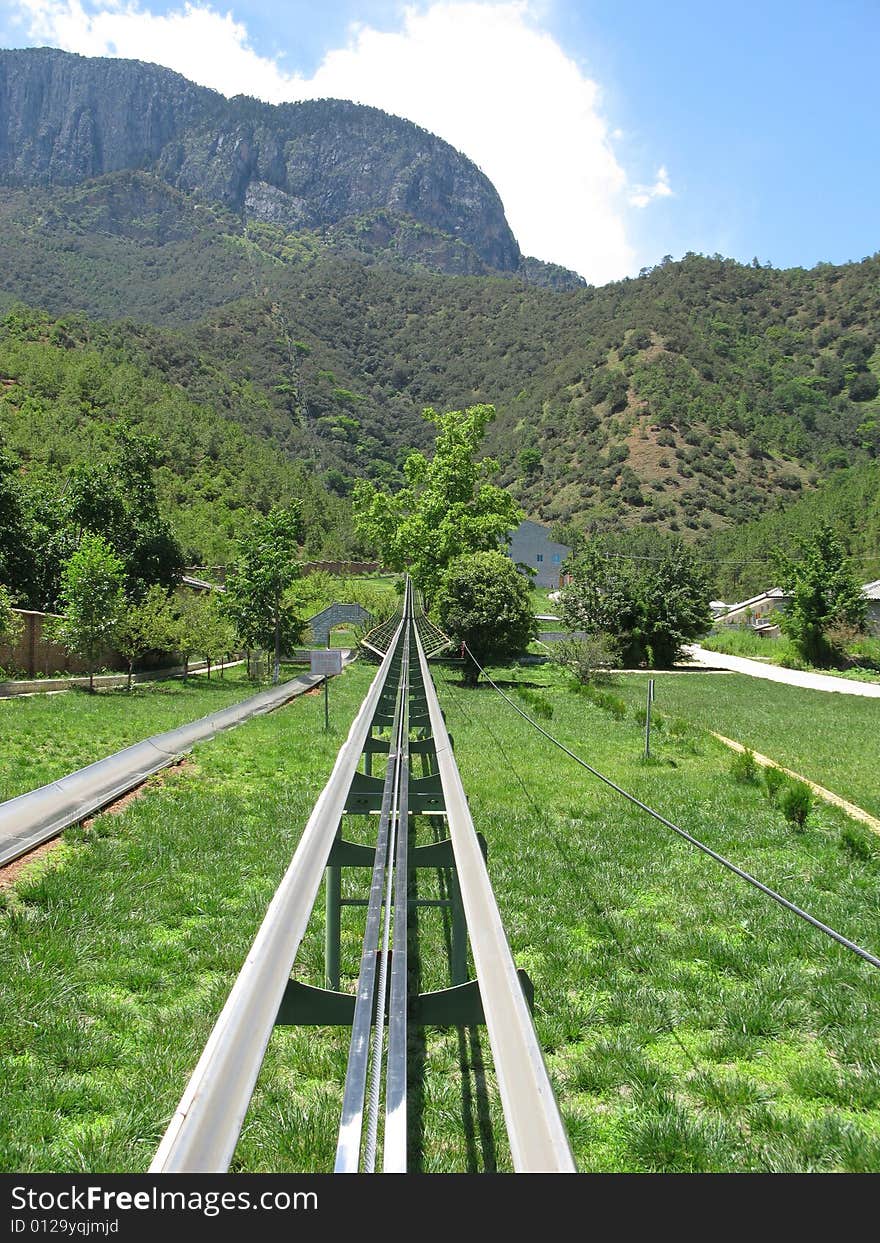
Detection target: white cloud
<box><xmin>12</xmin><ymin>0</ymin><xmax>673</xmax><ymax>283</ymax></box>
<box><xmin>16</xmin><ymin>0</ymin><xmax>300</xmax><ymax>99</ymax></box>
<box><xmin>628</xmin><ymin>165</ymin><xmax>673</xmax><ymax>210</ymax></box>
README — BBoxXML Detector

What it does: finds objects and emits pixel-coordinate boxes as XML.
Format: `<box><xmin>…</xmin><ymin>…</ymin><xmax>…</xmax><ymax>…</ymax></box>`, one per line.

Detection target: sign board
<box><xmin>310</xmin><ymin>649</ymin><xmax>343</xmax><ymax>677</ymax></box>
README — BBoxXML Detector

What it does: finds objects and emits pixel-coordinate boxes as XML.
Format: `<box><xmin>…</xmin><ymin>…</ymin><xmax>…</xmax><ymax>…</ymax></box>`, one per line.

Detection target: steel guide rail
<box><xmin>149</xmin><ymin>615</ymin><xmax>405</xmax><ymax>1174</ymax></box>
<box><xmin>151</xmin><ymin>580</ymin><xmax>573</xmax><ymax>1173</ymax></box>
<box><xmin>412</xmin><ymin>628</ymin><xmax>576</xmax><ymax>1173</ymax></box>
<box><xmin>0</xmin><ymin>670</ymin><xmax>330</xmax><ymax>869</ymax></box>
<box><xmin>335</xmin><ymin>603</ymin><xmax>410</xmax><ymax>1172</ymax></box>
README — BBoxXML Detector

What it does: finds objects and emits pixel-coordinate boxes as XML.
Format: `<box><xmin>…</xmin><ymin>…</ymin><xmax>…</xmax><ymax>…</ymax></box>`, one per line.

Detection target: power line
<box><xmin>436</xmin><ymin>666</ymin><xmax>759</xmax><ymax>1145</ymax></box>
<box><xmin>568</xmin><ymin>550</ymin><xmax>879</xmax><ymax>568</ymax></box>
<box><xmin>462</xmin><ymin>644</ymin><xmax>880</xmax><ymax>972</ymax></box>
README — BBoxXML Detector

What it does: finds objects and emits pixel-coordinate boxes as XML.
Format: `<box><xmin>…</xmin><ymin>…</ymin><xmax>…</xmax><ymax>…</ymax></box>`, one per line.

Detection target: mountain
<box><xmin>0</xmin><ymin>48</ymin><xmax>878</xmax><ymax>592</ymax></box>
<box><xmin>0</xmin><ymin>46</ymin><xmax>582</xmax><ymax>288</ymax></box>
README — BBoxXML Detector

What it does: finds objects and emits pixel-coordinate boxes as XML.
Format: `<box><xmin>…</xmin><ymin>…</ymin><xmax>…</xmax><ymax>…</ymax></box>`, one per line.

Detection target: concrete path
<box><xmin>684</xmin><ymin>645</ymin><xmax>880</xmax><ymax>698</ymax></box>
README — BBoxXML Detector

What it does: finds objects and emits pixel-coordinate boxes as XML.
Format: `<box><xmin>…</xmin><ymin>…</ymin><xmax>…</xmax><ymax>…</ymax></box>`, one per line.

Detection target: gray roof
<box><xmin>714</xmin><ymin>587</ymin><xmax>785</xmax><ymax>619</ymax></box>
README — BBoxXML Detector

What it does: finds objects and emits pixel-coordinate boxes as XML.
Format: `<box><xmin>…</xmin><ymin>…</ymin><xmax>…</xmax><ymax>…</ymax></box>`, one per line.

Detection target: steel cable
<box><xmin>463</xmin><ymin>644</ymin><xmax>880</xmax><ymax>972</ymax></box>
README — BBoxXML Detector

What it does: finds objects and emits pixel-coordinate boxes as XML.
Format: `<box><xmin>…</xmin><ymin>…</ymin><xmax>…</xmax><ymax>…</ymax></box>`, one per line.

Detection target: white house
<box><xmin>505</xmin><ymin>520</ymin><xmax>571</xmax><ymax>588</ymax></box>
<box><xmin>863</xmin><ymin>580</ymin><xmax>880</xmax><ymax>633</ymax></box>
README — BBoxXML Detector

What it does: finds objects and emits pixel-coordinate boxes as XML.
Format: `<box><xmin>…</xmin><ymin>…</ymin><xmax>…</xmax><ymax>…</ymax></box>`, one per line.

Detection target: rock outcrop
<box><xmin>0</xmin><ymin>47</ymin><xmax>578</xmax><ymax>280</ymax></box>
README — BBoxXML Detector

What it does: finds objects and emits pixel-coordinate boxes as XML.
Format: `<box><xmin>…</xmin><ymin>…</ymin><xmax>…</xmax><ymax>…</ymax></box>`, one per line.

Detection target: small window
<box><xmin>536</xmin><ymin>554</ymin><xmax>544</xmax><ymax>562</ymax></box>
<box><xmin>552</xmin><ymin>554</ymin><xmax>561</xmax><ymax>564</ymax></box>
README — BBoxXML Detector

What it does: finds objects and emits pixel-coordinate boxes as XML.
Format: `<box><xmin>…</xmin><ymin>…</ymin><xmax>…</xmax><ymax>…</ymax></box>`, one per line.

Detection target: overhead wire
<box><xmin>435</xmin><ymin>664</ymin><xmax>766</xmax><ymax>1157</ymax></box>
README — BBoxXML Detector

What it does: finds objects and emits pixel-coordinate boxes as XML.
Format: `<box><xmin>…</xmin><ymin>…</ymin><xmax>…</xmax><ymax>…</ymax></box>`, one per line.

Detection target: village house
<box><xmin>504</xmin><ymin>520</ymin><xmax>571</xmax><ymax>589</ymax></box>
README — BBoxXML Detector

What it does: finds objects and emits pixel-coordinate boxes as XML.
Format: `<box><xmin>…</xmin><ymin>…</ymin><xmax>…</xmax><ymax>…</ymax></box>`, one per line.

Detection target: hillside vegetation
<box><xmin>0</xmin><ymin>307</ymin><xmax>355</xmax><ymax>568</ymax></box>
<box><xmin>0</xmin><ymin>50</ymin><xmax>878</xmax><ymax>585</ymax></box>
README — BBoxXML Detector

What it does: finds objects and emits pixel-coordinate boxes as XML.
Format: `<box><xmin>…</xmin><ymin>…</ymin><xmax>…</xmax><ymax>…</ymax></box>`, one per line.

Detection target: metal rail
<box><xmin>412</xmin><ymin>625</ymin><xmax>575</xmax><ymax>1172</ymax></box>
<box><xmin>150</xmin><ymin>623</ymin><xmax>404</xmax><ymax>1172</ymax></box>
<box><xmin>335</xmin><ymin>600</ymin><xmax>409</xmax><ymax>1172</ymax></box>
<box><xmin>151</xmin><ymin>579</ymin><xmax>573</xmax><ymax>1173</ymax></box>
<box><xmin>0</xmin><ymin>669</ymin><xmax>332</xmax><ymax>869</ymax></box>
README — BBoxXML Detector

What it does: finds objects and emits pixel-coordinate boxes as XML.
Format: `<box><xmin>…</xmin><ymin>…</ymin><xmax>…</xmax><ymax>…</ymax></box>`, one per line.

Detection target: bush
<box><xmin>550</xmin><ymin>632</ymin><xmax>619</xmax><ymax>684</ymax></box>
<box><xmin>515</xmin><ymin>686</ymin><xmax>553</xmax><ymax>719</ymax></box>
<box><xmin>634</xmin><ymin>704</ymin><xmax>665</xmax><ymax>731</ymax></box>
<box><xmin>437</xmin><ymin>550</ymin><xmax>538</xmax><ymax>686</ymax></box>
<box><xmin>591</xmin><ymin>688</ymin><xmax>627</xmax><ymax>719</ymax></box>
<box><xmin>780</xmin><ymin>781</ymin><xmax>813</xmax><ymax>828</ymax></box>
<box><xmin>730</xmin><ymin>748</ymin><xmax>760</xmax><ymax>785</ymax></box>
<box><xmin>763</xmin><ymin>766</ymin><xmax>787</xmax><ymax>804</ymax></box>
<box><xmin>839</xmin><ymin>824</ymin><xmax>877</xmax><ymax>863</ymax></box>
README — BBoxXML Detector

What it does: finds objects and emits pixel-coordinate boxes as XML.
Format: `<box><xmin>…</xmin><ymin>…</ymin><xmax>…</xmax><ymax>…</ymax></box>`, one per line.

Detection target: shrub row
<box><xmin>730</xmin><ymin>747</ymin><xmax>813</xmax><ymax>827</ymax></box>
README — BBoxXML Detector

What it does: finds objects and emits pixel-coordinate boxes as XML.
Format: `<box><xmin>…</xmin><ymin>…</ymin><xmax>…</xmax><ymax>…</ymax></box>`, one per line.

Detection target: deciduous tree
<box><xmin>436</xmin><ymin>551</ymin><xmax>537</xmax><ymax>686</ymax></box>
<box><xmin>773</xmin><ymin>523</ymin><xmax>867</xmax><ymax>665</ymax></box>
<box><xmin>52</xmin><ymin>534</ymin><xmax>126</xmax><ymax>692</ymax></box>
<box><xmin>224</xmin><ymin>505</ymin><xmax>305</xmax><ymax>683</ymax></box>
<box><xmin>0</xmin><ymin>582</ymin><xmax>23</xmax><ymax>653</ymax></box>
<box><xmin>353</xmin><ymin>405</ymin><xmax>521</xmax><ymax>606</ymax></box>
<box><xmin>115</xmin><ymin>584</ymin><xmax>178</xmax><ymax>690</ymax></box>
<box><xmin>562</xmin><ymin>539</ymin><xmax>713</xmax><ymax>667</ymax></box>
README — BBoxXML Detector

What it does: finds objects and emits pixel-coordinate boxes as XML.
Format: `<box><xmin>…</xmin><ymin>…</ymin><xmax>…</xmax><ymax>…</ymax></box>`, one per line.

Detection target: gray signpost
<box><xmin>310</xmin><ymin>648</ymin><xmax>344</xmax><ymax>730</ymax></box>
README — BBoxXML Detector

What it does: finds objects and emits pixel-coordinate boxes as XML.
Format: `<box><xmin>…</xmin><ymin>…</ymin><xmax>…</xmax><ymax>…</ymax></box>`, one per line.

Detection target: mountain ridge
<box><xmin>0</xmin><ymin>47</ymin><xmax>878</xmax><ymax>586</ymax></box>
<box><xmin>0</xmin><ymin>46</ymin><xmax>583</xmax><ymax>288</ymax></box>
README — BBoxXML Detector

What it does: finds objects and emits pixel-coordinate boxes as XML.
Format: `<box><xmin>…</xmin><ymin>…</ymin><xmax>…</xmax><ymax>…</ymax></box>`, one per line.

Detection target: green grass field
<box><xmin>1</xmin><ymin>658</ymin><xmax>880</xmax><ymax>1172</ymax></box>
<box><xmin>701</xmin><ymin>630</ymin><xmax>880</xmax><ymax>683</ymax></box>
<box><xmin>609</xmin><ymin>669</ymin><xmax>880</xmax><ymax>818</ymax></box>
<box><xmin>0</xmin><ymin>666</ymin><xmax>302</xmax><ymax>804</ymax></box>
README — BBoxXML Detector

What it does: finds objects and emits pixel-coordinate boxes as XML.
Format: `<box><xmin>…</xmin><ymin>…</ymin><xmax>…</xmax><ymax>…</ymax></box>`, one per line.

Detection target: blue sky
<box><xmin>2</xmin><ymin>1</ymin><xmax>878</xmax><ymax>284</ymax></box>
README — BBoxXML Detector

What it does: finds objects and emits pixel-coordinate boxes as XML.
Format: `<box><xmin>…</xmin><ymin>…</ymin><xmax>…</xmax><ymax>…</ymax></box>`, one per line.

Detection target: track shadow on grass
<box><xmin>406</xmin><ymin>861</ymin><xmax>428</xmax><ymax>1171</ymax></box>
<box><xmin>437</xmin><ymin>836</ymin><xmax>497</xmax><ymax>1173</ymax></box>
<box><xmin>406</xmin><ymin>821</ymin><xmax>497</xmax><ymax>1173</ymax></box>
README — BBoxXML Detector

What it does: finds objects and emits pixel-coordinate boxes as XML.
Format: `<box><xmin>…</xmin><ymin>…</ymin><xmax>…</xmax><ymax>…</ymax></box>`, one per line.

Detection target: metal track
<box><xmin>0</xmin><ymin>669</ymin><xmax>331</xmax><ymax>869</ymax></box>
<box><xmin>412</xmin><ymin>629</ymin><xmax>575</xmax><ymax>1172</ymax></box>
<box><xmin>151</xmin><ymin>580</ymin><xmax>572</xmax><ymax>1173</ymax></box>
<box><xmin>150</xmin><ymin>626</ymin><xmax>404</xmax><ymax>1172</ymax></box>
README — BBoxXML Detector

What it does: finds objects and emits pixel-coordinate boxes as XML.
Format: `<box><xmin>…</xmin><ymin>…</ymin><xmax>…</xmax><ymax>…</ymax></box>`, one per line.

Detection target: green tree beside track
<box><xmin>352</xmin><ymin>405</ymin><xmax>521</xmax><ymax>607</ymax></box>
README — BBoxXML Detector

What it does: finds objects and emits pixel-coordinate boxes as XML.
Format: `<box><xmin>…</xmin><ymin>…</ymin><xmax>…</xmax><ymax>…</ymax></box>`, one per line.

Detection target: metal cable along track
<box><xmin>151</xmin><ymin>579</ymin><xmax>574</xmax><ymax>1174</ymax></box>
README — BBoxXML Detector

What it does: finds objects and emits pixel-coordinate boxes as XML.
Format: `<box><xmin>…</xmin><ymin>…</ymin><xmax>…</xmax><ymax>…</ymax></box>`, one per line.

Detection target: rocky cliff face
<box><xmin>0</xmin><ymin>47</ymin><xmax>213</xmax><ymax>183</ymax></box>
<box><xmin>0</xmin><ymin>47</ymin><xmax>573</xmax><ymax>281</ymax></box>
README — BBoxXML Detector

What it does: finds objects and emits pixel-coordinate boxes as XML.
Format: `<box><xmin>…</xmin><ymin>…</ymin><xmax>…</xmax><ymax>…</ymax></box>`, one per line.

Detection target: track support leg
<box><xmin>325</xmin><ymin>834</ymin><xmax>341</xmax><ymax>991</ymax></box>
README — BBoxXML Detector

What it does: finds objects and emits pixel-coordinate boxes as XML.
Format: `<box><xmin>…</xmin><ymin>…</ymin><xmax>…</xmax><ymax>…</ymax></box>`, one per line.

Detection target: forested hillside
<box><xmin>703</xmin><ymin>462</ymin><xmax>880</xmax><ymax>599</ymax></box>
<box><xmin>0</xmin><ymin>49</ymin><xmax>878</xmax><ymax>588</ymax></box>
<box><xmin>0</xmin><ymin>306</ymin><xmax>356</xmax><ymax>582</ymax></box>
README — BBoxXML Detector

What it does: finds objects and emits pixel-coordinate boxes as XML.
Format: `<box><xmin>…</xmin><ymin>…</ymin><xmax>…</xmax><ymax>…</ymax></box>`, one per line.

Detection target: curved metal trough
<box><xmin>0</xmin><ymin>669</ymin><xmax>332</xmax><ymax>868</ymax></box>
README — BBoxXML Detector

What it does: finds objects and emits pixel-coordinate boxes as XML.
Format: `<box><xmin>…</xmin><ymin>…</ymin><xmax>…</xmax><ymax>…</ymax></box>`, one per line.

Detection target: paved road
<box><xmin>684</xmin><ymin>645</ymin><xmax>880</xmax><ymax>698</ymax></box>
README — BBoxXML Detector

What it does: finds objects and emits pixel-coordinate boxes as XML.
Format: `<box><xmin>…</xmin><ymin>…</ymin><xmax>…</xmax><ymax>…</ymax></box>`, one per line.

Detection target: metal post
<box><xmin>324</xmin><ymin>678</ymin><xmax>330</xmax><ymax>732</ymax></box>
<box><xmin>450</xmin><ymin>871</ymin><xmax>467</xmax><ymax>986</ymax></box>
<box><xmin>644</xmin><ymin>678</ymin><xmax>654</xmax><ymax>759</ymax></box>
<box><xmin>325</xmin><ymin>839</ymin><xmax>341</xmax><ymax>991</ymax></box>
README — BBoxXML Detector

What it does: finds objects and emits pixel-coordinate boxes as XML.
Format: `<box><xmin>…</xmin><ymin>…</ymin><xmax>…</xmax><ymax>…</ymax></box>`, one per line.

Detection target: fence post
<box><xmin>644</xmin><ymin>678</ymin><xmax>655</xmax><ymax>759</ymax></box>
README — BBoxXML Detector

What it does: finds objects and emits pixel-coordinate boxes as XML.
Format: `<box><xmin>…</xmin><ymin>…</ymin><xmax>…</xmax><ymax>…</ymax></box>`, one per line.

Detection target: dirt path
<box><xmin>684</xmin><ymin>645</ymin><xmax>880</xmax><ymax>698</ymax></box>
<box><xmin>712</xmin><ymin>732</ymin><xmax>880</xmax><ymax>835</ymax></box>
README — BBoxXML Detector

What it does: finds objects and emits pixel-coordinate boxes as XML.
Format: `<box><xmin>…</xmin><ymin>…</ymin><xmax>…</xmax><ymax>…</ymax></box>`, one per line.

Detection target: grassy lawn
<box><xmin>701</xmin><ymin>630</ymin><xmax>880</xmax><ymax>684</ymax></box>
<box><xmin>0</xmin><ymin>665</ymin><xmax>305</xmax><ymax>804</ymax></box>
<box><xmin>608</xmin><ymin>670</ymin><xmax>880</xmax><ymax>819</ymax></box>
<box><xmin>529</xmin><ymin>586</ymin><xmax>561</xmax><ymax>616</ymax></box>
<box><xmin>0</xmin><ymin>662</ymin><xmax>375</xmax><ymax>1173</ymax></box>
<box><xmin>432</xmin><ymin>660</ymin><xmax>880</xmax><ymax>1172</ymax></box>
<box><xmin>2</xmin><ymin>654</ymin><xmax>880</xmax><ymax>1172</ymax></box>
